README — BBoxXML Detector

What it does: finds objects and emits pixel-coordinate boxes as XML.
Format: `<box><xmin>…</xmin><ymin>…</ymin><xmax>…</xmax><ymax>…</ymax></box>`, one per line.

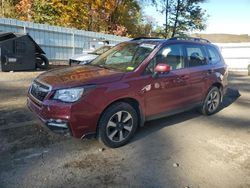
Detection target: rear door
<box><xmin>184</xmin><ymin>44</ymin><xmax>212</xmax><ymax>103</ymax></box>
<box><xmin>142</xmin><ymin>44</ymin><xmax>192</xmax><ymax>118</ymax></box>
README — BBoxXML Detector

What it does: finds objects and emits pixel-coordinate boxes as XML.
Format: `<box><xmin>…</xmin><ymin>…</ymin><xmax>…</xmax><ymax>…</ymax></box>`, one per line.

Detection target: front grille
<box><xmin>30</xmin><ymin>81</ymin><xmax>51</xmax><ymax>101</ymax></box>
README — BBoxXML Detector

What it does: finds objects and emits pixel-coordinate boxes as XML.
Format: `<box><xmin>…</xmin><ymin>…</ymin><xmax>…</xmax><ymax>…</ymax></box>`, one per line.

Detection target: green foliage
<box><xmin>32</xmin><ymin>0</ymin><xmax>58</xmax><ymax>24</ymax></box>
<box><xmin>0</xmin><ymin>0</ymin><xmax>18</xmax><ymax>18</ymax></box>
<box><xmin>153</xmin><ymin>0</ymin><xmax>207</xmax><ymax>37</ymax></box>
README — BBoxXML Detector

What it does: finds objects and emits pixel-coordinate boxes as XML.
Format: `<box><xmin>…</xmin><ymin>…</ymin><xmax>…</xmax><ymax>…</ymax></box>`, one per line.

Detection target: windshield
<box><xmin>89</xmin><ymin>46</ymin><xmax>111</xmax><ymax>55</ymax></box>
<box><xmin>90</xmin><ymin>43</ymin><xmax>155</xmax><ymax>72</ymax></box>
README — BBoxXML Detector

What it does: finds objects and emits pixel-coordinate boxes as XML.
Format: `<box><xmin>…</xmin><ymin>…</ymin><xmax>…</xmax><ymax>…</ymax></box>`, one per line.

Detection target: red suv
<box><xmin>27</xmin><ymin>37</ymin><xmax>228</xmax><ymax>148</ymax></box>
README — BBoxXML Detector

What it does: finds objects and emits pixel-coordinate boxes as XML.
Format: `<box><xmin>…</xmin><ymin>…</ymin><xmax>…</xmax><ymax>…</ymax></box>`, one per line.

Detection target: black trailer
<box><xmin>0</xmin><ymin>32</ymin><xmax>48</xmax><ymax>71</ymax></box>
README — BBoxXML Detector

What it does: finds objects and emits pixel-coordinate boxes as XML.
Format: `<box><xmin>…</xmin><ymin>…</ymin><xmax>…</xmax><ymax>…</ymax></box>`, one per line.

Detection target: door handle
<box><xmin>180</xmin><ymin>75</ymin><xmax>189</xmax><ymax>80</ymax></box>
<box><xmin>174</xmin><ymin>75</ymin><xmax>189</xmax><ymax>83</ymax></box>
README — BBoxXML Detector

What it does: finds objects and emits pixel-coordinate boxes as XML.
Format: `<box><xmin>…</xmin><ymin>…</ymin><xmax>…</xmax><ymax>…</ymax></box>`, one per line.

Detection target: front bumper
<box><xmin>27</xmin><ymin>97</ymin><xmax>72</xmax><ymax>136</ymax></box>
<box><xmin>27</xmin><ymin>94</ymin><xmax>99</xmax><ymax>138</ymax></box>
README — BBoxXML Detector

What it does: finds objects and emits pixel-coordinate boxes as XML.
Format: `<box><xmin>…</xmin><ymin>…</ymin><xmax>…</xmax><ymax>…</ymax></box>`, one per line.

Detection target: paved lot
<box><xmin>0</xmin><ymin>69</ymin><xmax>249</xmax><ymax>188</ymax></box>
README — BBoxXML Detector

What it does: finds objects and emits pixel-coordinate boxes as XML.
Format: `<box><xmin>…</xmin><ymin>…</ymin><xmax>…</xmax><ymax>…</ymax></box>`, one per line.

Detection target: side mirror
<box><xmin>153</xmin><ymin>63</ymin><xmax>171</xmax><ymax>78</ymax></box>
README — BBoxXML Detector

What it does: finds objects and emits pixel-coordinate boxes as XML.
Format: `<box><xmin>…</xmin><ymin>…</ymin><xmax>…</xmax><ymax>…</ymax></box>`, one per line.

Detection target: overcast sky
<box><xmin>144</xmin><ymin>0</ymin><xmax>250</xmax><ymax>35</ymax></box>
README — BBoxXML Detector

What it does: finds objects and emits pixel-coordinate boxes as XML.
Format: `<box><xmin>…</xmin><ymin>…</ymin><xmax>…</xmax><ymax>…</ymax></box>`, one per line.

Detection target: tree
<box><xmin>134</xmin><ymin>15</ymin><xmax>156</xmax><ymax>37</ymax></box>
<box><xmin>2</xmin><ymin>0</ymin><xmax>153</xmax><ymax>37</ymax></box>
<box><xmin>0</xmin><ymin>0</ymin><xmax>17</xmax><ymax>18</ymax></box>
<box><xmin>153</xmin><ymin>0</ymin><xmax>207</xmax><ymax>37</ymax></box>
<box><xmin>15</xmin><ymin>0</ymin><xmax>33</xmax><ymax>21</ymax></box>
<box><xmin>107</xmin><ymin>0</ymin><xmax>143</xmax><ymax>36</ymax></box>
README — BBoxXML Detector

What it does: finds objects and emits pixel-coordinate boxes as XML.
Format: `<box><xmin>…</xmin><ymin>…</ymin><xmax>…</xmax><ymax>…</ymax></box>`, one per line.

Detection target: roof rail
<box><xmin>168</xmin><ymin>36</ymin><xmax>210</xmax><ymax>43</ymax></box>
<box><xmin>131</xmin><ymin>37</ymin><xmax>162</xmax><ymax>41</ymax></box>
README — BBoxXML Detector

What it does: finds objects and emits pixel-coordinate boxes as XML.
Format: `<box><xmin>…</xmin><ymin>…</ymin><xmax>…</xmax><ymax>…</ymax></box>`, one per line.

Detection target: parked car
<box><xmin>69</xmin><ymin>45</ymin><xmax>114</xmax><ymax>66</ymax></box>
<box><xmin>27</xmin><ymin>37</ymin><xmax>228</xmax><ymax>148</ymax></box>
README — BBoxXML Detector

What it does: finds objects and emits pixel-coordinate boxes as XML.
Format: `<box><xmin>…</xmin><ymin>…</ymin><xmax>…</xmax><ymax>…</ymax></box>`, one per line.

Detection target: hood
<box><xmin>36</xmin><ymin>65</ymin><xmax>124</xmax><ymax>90</ymax></box>
<box><xmin>70</xmin><ymin>54</ymin><xmax>98</xmax><ymax>62</ymax></box>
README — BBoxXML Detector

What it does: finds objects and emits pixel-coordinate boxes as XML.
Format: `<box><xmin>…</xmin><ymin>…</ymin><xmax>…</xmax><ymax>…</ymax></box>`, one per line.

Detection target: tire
<box><xmin>98</xmin><ymin>102</ymin><xmax>138</xmax><ymax>148</ymax></box>
<box><xmin>36</xmin><ymin>54</ymin><xmax>49</xmax><ymax>69</ymax></box>
<box><xmin>200</xmin><ymin>86</ymin><xmax>221</xmax><ymax>115</ymax></box>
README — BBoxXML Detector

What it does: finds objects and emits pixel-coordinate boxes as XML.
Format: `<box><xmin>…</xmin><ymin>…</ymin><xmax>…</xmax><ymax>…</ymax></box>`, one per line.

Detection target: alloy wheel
<box><xmin>106</xmin><ymin>111</ymin><xmax>133</xmax><ymax>143</ymax></box>
<box><xmin>207</xmin><ymin>90</ymin><xmax>220</xmax><ymax>113</ymax></box>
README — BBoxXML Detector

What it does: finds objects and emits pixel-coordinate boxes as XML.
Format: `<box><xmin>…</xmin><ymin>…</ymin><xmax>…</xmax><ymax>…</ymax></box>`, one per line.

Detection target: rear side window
<box><xmin>207</xmin><ymin>46</ymin><xmax>221</xmax><ymax>64</ymax></box>
<box><xmin>185</xmin><ymin>45</ymin><xmax>207</xmax><ymax>67</ymax></box>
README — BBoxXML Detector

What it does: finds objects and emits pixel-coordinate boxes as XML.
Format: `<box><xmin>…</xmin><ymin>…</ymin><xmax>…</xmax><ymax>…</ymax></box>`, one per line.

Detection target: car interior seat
<box><xmin>165</xmin><ymin>48</ymin><xmax>182</xmax><ymax>70</ymax></box>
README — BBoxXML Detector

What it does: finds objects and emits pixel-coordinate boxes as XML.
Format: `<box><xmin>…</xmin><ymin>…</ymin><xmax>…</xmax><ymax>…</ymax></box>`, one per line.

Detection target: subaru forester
<box><xmin>27</xmin><ymin>37</ymin><xmax>228</xmax><ymax>148</ymax></box>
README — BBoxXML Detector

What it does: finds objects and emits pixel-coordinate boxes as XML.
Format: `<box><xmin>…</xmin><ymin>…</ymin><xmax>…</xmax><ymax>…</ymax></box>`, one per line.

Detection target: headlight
<box><xmin>53</xmin><ymin>88</ymin><xmax>84</xmax><ymax>102</ymax></box>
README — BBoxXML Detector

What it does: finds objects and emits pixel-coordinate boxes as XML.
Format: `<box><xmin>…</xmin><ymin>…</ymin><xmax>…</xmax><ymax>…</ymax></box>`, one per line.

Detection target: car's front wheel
<box><xmin>98</xmin><ymin>102</ymin><xmax>138</xmax><ymax>148</ymax></box>
<box><xmin>200</xmin><ymin>86</ymin><xmax>221</xmax><ymax>115</ymax></box>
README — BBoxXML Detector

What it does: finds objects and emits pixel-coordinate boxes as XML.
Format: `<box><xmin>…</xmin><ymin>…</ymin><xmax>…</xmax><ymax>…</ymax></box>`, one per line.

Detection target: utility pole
<box><xmin>165</xmin><ymin>0</ymin><xmax>169</xmax><ymax>38</ymax></box>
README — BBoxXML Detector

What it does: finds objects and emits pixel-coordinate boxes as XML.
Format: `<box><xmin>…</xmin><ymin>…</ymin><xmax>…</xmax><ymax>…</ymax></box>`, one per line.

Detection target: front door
<box><xmin>141</xmin><ymin>44</ymin><xmax>192</xmax><ymax>118</ymax></box>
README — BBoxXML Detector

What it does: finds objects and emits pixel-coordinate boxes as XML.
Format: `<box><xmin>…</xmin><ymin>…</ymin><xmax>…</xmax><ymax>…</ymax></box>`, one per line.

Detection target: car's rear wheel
<box><xmin>36</xmin><ymin>54</ymin><xmax>49</xmax><ymax>69</ymax></box>
<box><xmin>98</xmin><ymin>102</ymin><xmax>138</xmax><ymax>148</ymax></box>
<box><xmin>200</xmin><ymin>86</ymin><xmax>221</xmax><ymax>115</ymax></box>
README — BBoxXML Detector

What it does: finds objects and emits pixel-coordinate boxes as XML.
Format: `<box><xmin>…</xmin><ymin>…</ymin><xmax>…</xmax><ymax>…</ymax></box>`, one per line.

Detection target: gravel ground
<box><xmin>0</xmin><ymin>69</ymin><xmax>249</xmax><ymax>188</ymax></box>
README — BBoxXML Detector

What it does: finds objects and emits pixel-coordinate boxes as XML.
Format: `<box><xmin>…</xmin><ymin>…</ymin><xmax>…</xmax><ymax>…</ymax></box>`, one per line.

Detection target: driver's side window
<box><xmin>145</xmin><ymin>44</ymin><xmax>184</xmax><ymax>74</ymax></box>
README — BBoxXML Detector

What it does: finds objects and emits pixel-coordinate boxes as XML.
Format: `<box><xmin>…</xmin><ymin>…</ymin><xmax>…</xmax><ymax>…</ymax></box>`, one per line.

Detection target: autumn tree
<box><xmin>8</xmin><ymin>0</ymin><xmax>144</xmax><ymax>37</ymax></box>
<box><xmin>15</xmin><ymin>0</ymin><xmax>33</xmax><ymax>21</ymax></box>
<box><xmin>2</xmin><ymin>0</ymin><xmax>193</xmax><ymax>38</ymax></box>
<box><xmin>0</xmin><ymin>0</ymin><xmax>18</xmax><ymax>18</ymax></box>
<box><xmin>31</xmin><ymin>0</ymin><xmax>86</xmax><ymax>28</ymax></box>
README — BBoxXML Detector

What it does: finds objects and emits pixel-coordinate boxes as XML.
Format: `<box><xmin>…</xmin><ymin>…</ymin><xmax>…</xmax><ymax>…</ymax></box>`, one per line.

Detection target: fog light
<box><xmin>47</xmin><ymin>119</ymin><xmax>68</xmax><ymax>128</ymax></box>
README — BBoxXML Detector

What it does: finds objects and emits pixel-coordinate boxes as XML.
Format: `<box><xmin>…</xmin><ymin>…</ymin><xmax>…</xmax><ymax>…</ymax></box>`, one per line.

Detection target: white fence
<box><xmin>216</xmin><ymin>43</ymin><xmax>250</xmax><ymax>71</ymax></box>
<box><xmin>0</xmin><ymin>18</ymin><xmax>129</xmax><ymax>61</ymax></box>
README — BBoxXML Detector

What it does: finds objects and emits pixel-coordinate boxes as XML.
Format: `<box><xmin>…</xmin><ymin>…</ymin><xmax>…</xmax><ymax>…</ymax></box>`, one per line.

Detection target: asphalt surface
<box><xmin>0</xmin><ymin>70</ymin><xmax>249</xmax><ymax>188</ymax></box>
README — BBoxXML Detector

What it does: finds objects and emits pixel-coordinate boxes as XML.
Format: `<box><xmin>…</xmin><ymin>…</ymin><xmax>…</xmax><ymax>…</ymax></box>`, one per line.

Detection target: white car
<box><xmin>69</xmin><ymin>45</ymin><xmax>113</xmax><ymax>66</ymax></box>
